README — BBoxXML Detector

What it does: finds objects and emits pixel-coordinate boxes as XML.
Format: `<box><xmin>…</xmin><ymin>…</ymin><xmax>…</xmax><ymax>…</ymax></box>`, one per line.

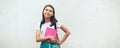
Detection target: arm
<box><xmin>58</xmin><ymin>25</ymin><xmax>70</xmax><ymax>45</ymax></box>
<box><xmin>36</xmin><ymin>30</ymin><xmax>49</xmax><ymax>42</ymax></box>
<box><xmin>36</xmin><ymin>30</ymin><xmax>57</xmax><ymax>42</ymax></box>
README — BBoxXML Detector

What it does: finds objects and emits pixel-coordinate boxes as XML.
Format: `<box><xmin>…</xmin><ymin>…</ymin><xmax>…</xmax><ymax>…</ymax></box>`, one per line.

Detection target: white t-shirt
<box><xmin>36</xmin><ymin>22</ymin><xmax>62</xmax><ymax>37</ymax></box>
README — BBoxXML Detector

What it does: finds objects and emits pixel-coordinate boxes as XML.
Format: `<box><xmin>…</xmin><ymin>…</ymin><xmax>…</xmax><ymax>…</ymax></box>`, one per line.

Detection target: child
<box><xmin>36</xmin><ymin>4</ymin><xmax>70</xmax><ymax>48</ymax></box>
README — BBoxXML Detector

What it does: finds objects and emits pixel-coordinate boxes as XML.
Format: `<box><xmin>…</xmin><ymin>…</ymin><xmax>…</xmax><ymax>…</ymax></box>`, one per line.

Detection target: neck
<box><xmin>45</xmin><ymin>17</ymin><xmax>50</xmax><ymax>23</ymax></box>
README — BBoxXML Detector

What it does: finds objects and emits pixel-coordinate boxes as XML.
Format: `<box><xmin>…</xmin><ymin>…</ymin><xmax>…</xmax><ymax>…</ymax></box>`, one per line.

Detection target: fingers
<box><xmin>50</xmin><ymin>36</ymin><xmax>58</xmax><ymax>43</ymax></box>
<box><xmin>57</xmin><ymin>41</ymin><xmax>62</xmax><ymax>45</ymax></box>
<box><xmin>47</xmin><ymin>36</ymin><xmax>58</xmax><ymax>43</ymax></box>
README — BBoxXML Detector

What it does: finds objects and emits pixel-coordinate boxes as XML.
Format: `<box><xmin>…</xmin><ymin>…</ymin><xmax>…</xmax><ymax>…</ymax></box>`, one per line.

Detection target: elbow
<box><xmin>67</xmin><ymin>31</ymin><xmax>70</xmax><ymax>35</ymax></box>
<box><xmin>36</xmin><ymin>38</ymin><xmax>41</xmax><ymax>42</ymax></box>
<box><xmin>36</xmin><ymin>40</ymin><xmax>39</xmax><ymax>42</ymax></box>
<box><xmin>68</xmin><ymin>32</ymin><xmax>70</xmax><ymax>35</ymax></box>
<box><xmin>36</xmin><ymin>39</ymin><xmax>39</xmax><ymax>42</ymax></box>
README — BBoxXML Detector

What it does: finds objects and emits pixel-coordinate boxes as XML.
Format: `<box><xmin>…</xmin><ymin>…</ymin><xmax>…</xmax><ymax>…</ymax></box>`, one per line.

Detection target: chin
<box><xmin>45</xmin><ymin>16</ymin><xmax>51</xmax><ymax>18</ymax></box>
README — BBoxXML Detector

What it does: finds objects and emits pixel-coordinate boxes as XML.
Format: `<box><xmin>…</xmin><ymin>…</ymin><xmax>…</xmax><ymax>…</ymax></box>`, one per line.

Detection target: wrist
<box><xmin>45</xmin><ymin>36</ymin><xmax>50</xmax><ymax>40</ymax></box>
<box><xmin>57</xmin><ymin>41</ymin><xmax>62</xmax><ymax>45</ymax></box>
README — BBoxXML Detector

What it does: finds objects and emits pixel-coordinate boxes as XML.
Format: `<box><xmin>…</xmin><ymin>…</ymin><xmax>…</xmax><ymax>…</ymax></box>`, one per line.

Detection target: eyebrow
<box><xmin>46</xmin><ymin>9</ymin><xmax>53</xmax><ymax>11</ymax></box>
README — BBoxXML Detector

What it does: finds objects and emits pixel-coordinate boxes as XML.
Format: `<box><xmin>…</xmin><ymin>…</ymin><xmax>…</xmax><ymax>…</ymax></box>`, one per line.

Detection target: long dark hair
<box><xmin>40</xmin><ymin>4</ymin><xmax>58</xmax><ymax>29</ymax></box>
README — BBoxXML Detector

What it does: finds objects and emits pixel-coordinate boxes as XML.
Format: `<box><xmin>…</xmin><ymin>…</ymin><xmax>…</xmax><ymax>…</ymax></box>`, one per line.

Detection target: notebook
<box><xmin>45</xmin><ymin>27</ymin><xmax>58</xmax><ymax>42</ymax></box>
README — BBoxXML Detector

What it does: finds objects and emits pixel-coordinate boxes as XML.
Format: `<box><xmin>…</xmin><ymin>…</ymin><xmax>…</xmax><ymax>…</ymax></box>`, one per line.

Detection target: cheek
<box><xmin>43</xmin><ymin>11</ymin><xmax>46</xmax><ymax>13</ymax></box>
<box><xmin>43</xmin><ymin>11</ymin><xmax>46</xmax><ymax>15</ymax></box>
<box><xmin>50</xmin><ymin>12</ymin><xmax>53</xmax><ymax>16</ymax></box>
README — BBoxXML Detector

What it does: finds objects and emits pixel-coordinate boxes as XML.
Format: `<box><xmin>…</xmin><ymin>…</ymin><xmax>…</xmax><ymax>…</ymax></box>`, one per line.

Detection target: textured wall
<box><xmin>0</xmin><ymin>0</ymin><xmax>120</xmax><ymax>48</ymax></box>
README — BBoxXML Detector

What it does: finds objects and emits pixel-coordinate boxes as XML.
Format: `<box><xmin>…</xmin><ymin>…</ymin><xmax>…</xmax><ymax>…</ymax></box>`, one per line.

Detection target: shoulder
<box><xmin>56</xmin><ymin>21</ymin><xmax>62</xmax><ymax>25</ymax></box>
<box><xmin>56</xmin><ymin>21</ymin><xmax>63</xmax><ymax>28</ymax></box>
<box><xmin>56</xmin><ymin>22</ymin><xmax>61</xmax><ymax>24</ymax></box>
<box><xmin>35</xmin><ymin>22</ymin><xmax>41</xmax><ymax>30</ymax></box>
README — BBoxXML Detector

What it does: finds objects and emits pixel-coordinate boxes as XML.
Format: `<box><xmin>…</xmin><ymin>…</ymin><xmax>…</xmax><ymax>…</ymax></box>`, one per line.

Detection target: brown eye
<box><xmin>49</xmin><ymin>10</ymin><xmax>52</xmax><ymax>12</ymax></box>
<box><xmin>45</xmin><ymin>9</ymin><xmax>48</xmax><ymax>11</ymax></box>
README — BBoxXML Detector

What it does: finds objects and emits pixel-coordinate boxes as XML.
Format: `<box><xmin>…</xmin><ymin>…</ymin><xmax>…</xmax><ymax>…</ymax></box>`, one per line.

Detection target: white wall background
<box><xmin>0</xmin><ymin>0</ymin><xmax>120</xmax><ymax>48</ymax></box>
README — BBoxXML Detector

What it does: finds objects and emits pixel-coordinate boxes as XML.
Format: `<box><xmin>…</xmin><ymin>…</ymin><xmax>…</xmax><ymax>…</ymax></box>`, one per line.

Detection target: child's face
<box><xmin>43</xmin><ymin>6</ymin><xmax>53</xmax><ymax>18</ymax></box>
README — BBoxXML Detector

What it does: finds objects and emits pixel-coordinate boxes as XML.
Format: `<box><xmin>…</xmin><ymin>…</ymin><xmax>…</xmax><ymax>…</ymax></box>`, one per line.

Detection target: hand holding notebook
<box><xmin>45</xmin><ymin>27</ymin><xmax>58</xmax><ymax>42</ymax></box>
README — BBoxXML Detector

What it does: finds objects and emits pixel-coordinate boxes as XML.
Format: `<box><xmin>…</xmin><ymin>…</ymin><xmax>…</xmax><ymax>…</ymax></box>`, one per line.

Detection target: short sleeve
<box><xmin>36</xmin><ymin>22</ymin><xmax>40</xmax><ymax>30</ymax></box>
<box><xmin>56</xmin><ymin>22</ymin><xmax>62</xmax><ymax>29</ymax></box>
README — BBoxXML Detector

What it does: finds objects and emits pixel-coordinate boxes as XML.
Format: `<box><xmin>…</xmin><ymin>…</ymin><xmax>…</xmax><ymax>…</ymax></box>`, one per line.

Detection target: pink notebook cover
<box><xmin>45</xmin><ymin>27</ymin><xmax>58</xmax><ymax>42</ymax></box>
